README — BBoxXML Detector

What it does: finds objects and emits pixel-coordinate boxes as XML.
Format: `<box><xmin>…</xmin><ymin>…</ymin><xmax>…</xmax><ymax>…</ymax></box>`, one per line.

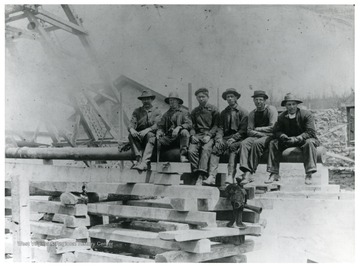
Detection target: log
<box><xmin>155</xmin><ymin>240</ymin><xmax>255</xmax><ymax>262</ymax></box>
<box><xmin>47</xmin><ymin>238</ymin><xmax>90</xmax><ymax>254</ymax></box>
<box><xmin>30</xmin><ymin>200</ymin><xmax>87</xmax><ymax>216</ymax></box>
<box><xmin>60</xmin><ymin>192</ymin><xmax>87</xmax><ymax>205</ymax></box>
<box><xmin>158</xmin><ymin>226</ymin><xmax>261</xmax><ymax>242</ymax></box>
<box><xmin>89</xmin><ymin>225</ymin><xmax>211</xmax><ymax>253</ymax></box>
<box><xmin>125</xmin><ymin>220</ymin><xmax>190</xmax><ymax>232</ymax></box>
<box><xmin>30</xmin><ymin>221</ymin><xmax>89</xmax><ymax>239</ymax></box>
<box><xmin>210</xmin><ymin>235</ymin><xmax>245</xmax><ymax>245</ymax></box>
<box><xmin>74</xmin><ymin>250</ymin><xmax>155</xmax><ymax>263</ymax></box>
<box><xmin>30</xmin><ymin>182</ymin><xmax>220</xmax><ymax>208</ymax></box>
<box><xmin>52</xmin><ymin>214</ymin><xmax>91</xmax><ymax>228</ymax></box>
<box><xmin>88</xmin><ymin>203</ymin><xmax>217</xmax><ymax>227</ymax></box>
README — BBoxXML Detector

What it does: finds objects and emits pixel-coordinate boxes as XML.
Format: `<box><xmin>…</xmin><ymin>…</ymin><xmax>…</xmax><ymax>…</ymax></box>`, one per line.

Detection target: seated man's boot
<box><xmin>195</xmin><ymin>173</ymin><xmax>204</xmax><ymax>186</ymax></box>
<box><xmin>203</xmin><ymin>174</ymin><xmax>216</xmax><ymax>185</ymax></box>
<box><xmin>134</xmin><ymin>161</ymin><xmax>148</xmax><ymax>171</ymax></box>
<box><xmin>180</xmin><ymin>148</ymin><xmax>189</xmax><ymax>163</ymax></box>
<box><xmin>265</xmin><ymin>173</ymin><xmax>281</xmax><ymax>184</ymax></box>
<box><xmin>305</xmin><ymin>173</ymin><xmax>312</xmax><ymax>185</ymax></box>
<box><xmin>241</xmin><ymin>171</ymin><xmax>254</xmax><ymax>184</ymax></box>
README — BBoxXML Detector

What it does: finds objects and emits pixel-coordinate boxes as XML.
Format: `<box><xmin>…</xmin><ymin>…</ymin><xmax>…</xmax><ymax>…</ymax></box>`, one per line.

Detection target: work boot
<box><xmin>195</xmin><ymin>174</ymin><xmax>205</xmax><ymax>186</ymax></box>
<box><xmin>235</xmin><ymin>210</ymin><xmax>247</xmax><ymax>229</ymax></box>
<box><xmin>265</xmin><ymin>173</ymin><xmax>281</xmax><ymax>184</ymax></box>
<box><xmin>203</xmin><ymin>175</ymin><xmax>216</xmax><ymax>185</ymax></box>
<box><xmin>180</xmin><ymin>148</ymin><xmax>189</xmax><ymax>162</ymax></box>
<box><xmin>133</xmin><ymin>162</ymin><xmax>148</xmax><ymax>171</ymax></box>
<box><xmin>305</xmin><ymin>174</ymin><xmax>312</xmax><ymax>185</ymax></box>
<box><xmin>241</xmin><ymin>172</ymin><xmax>254</xmax><ymax>184</ymax></box>
<box><xmin>226</xmin><ymin>174</ymin><xmax>234</xmax><ymax>184</ymax></box>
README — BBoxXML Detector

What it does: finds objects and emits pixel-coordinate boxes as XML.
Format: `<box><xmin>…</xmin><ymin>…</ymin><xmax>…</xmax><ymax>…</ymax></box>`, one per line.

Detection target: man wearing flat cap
<box><xmin>128</xmin><ymin>90</ymin><xmax>162</xmax><ymax>171</ymax></box>
<box><xmin>188</xmin><ymin>88</ymin><xmax>220</xmax><ymax>185</ymax></box>
<box><xmin>156</xmin><ymin>92</ymin><xmax>192</xmax><ymax>162</ymax></box>
<box><xmin>266</xmin><ymin>93</ymin><xmax>320</xmax><ymax>185</ymax></box>
<box><xmin>238</xmin><ymin>90</ymin><xmax>278</xmax><ymax>183</ymax></box>
<box><xmin>207</xmin><ymin>88</ymin><xmax>249</xmax><ymax>185</ymax></box>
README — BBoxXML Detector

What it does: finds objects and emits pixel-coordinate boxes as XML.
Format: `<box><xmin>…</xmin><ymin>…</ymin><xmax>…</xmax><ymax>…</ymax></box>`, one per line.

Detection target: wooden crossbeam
<box><xmin>6</xmin><ymin>12</ymin><xmax>28</xmax><ymax>23</ymax></box>
<box><xmin>155</xmin><ymin>240</ymin><xmax>255</xmax><ymax>262</ymax></box>
<box><xmin>74</xmin><ymin>250</ymin><xmax>154</xmax><ymax>263</ymax></box>
<box><xmin>127</xmin><ymin>220</ymin><xmax>190</xmax><ymax>232</ymax></box>
<box><xmin>47</xmin><ymin>238</ymin><xmax>90</xmax><ymax>254</ymax></box>
<box><xmin>89</xmin><ymin>225</ymin><xmax>211</xmax><ymax>253</ymax></box>
<box><xmin>30</xmin><ymin>200</ymin><xmax>87</xmax><ymax>216</ymax></box>
<box><xmin>158</xmin><ymin>226</ymin><xmax>261</xmax><ymax>242</ymax></box>
<box><xmin>30</xmin><ymin>221</ymin><xmax>88</xmax><ymax>239</ymax></box>
<box><xmin>88</xmin><ymin>203</ymin><xmax>217</xmax><ymax>226</ymax></box>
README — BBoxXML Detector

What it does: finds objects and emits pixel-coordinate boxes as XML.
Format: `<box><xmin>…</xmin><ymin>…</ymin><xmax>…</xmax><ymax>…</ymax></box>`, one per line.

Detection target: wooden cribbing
<box><xmin>88</xmin><ymin>203</ymin><xmax>217</xmax><ymax>226</ymax></box>
<box><xmin>154</xmin><ymin>240</ymin><xmax>255</xmax><ymax>262</ymax></box>
<box><xmin>52</xmin><ymin>214</ymin><xmax>90</xmax><ymax>228</ymax></box>
<box><xmin>30</xmin><ymin>221</ymin><xmax>89</xmax><ymax>239</ymax></box>
<box><xmin>30</xmin><ymin>200</ymin><xmax>87</xmax><ymax>216</ymax></box>
<box><xmin>89</xmin><ymin>225</ymin><xmax>211</xmax><ymax>253</ymax></box>
<box><xmin>158</xmin><ymin>226</ymin><xmax>261</xmax><ymax>242</ymax></box>
<box><xmin>60</xmin><ymin>192</ymin><xmax>87</xmax><ymax>205</ymax></box>
<box><xmin>47</xmin><ymin>238</ymin><xmax>90</xmax><ymax>254</ymax></box>
<box><xmin>125</xmin><ymin>220</ymin><xmax>190</xmax><ymax>232</ymax></box>
<box><xmin>30</xmin><ymin>182</ymin><xmax>220</xmax><ymax>208</ymax></box>
<box><xmin>74</xmin><ymin>250</ymin><xmax>154</xmax><ymax>263</ymax></box>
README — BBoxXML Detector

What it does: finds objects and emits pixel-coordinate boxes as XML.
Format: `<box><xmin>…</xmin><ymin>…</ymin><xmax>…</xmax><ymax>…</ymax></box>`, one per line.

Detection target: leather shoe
<box><xmin>203</xmin><ymin>175</ymin><xmax>216</xmax><ymax>185</ymax></box>
<box><xmin>305</xmin><ymin>174</ymin><xmax>312</xmax><ymax>185</ymax></box>
<box><xmin>265</xmin><ymin>173</ymin><xmax>281</xmax><ymax>184</ymax></box>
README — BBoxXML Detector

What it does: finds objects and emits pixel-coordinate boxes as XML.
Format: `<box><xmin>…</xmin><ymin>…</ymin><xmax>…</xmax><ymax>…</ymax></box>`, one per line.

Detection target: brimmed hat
<box><xmin>195</xmin><ymin>88</ymin><xmax>209</xmax><ymax>96</ymax></box>
<box><xmin>222</xmin><ymin>88</ymin><xmax>241</xmax><ymax>100</ymax></box>
<box><xmin>138</xmin><ymin>90</ymin><xmax>156</xmax><ymax>100</ymax></box>
<box><xmin>251</xmin><ymin>90</ymin><xmax>268</xmax><ymax>100</ymax></box>
<box><xmin>165</xmin><ymin>92</ymin><xmax>184</xmax><ymax>105</ymax></box>
<box><xmin>281</xmin><ymin>93</ymin><xmax>303</xmax><ymax>107</ymax></box>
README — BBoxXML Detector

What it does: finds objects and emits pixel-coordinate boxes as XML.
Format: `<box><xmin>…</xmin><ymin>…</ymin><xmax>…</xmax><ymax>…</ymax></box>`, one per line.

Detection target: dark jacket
<box><xmin>128</xmin><ymin>106</ymin><xmax>162</xmax><ymax>132</ymax></box>
<box><xmin>216</xmin><ymin>103</ymin><xmax>249</xmax><ymax>141</ymax></box>
<box><xmin>190</xmin><ymin>103</ymin><xmax>220</xmax><ymax>138</ymax></box>
<box><xmin>274</xmin><ymin>108</ymin><xmax>318</xmax><ymax>140</ymax></box>
<box><xmin>157</xmin><ymin>107</ymin><xmax>192</xmax><ymax>135</ymax></box>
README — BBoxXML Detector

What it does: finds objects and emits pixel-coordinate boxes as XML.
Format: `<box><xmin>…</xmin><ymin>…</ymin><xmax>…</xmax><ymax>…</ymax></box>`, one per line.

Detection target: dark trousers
<box><xmin>158</xmin><ymin>129</ymin><xmax>190</xmax><ymax>154</ymax></box>
<box><xmin>128</xmin><ymin>132</ymin><xmax>156</xmax><ymax>163</ymax></box>
<box><xmin>188</xmin><ymin>133</ymin><xmax>214</xmax><ymax>175</ymax></box>
<box><xmin>267</xmin><ymin>138</ymin><xmax>320</xmax><ymax>175</ymax></box>
<box><xmin>209</xmin><ymin>136</ymin><xmax>242</xmax><ymax>177</ymax></box>
<box><xmin>239</xmin><ymin>136</ymin><xmax>273</xmax><ymax>174</ymax></box>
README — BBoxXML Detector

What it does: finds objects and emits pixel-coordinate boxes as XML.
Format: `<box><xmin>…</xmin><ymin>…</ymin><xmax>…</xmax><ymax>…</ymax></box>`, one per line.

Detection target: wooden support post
<box><xmin>12</xmin><ymin>174</ymin><xmax>31</xmax><ymax>262</ymax></box>
<box><xmin>188</xmin><ymin>83</ymin><xmax>192</xmax><ymax>112</ymax></box>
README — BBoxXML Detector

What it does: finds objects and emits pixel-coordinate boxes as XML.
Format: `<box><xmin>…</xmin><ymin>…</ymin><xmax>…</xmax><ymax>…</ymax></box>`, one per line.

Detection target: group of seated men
<box><xmin>127</xmin><ymin>88</ymin><xmax>320</xmax><ymax>186</ymax></box>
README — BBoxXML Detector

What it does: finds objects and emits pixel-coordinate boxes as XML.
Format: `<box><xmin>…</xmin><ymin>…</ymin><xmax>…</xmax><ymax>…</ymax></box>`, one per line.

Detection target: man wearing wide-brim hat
<box><xmin>266</xmin><ymin>93</ymin><xmax>320</xmax><ymax>185</ymax></box>
<box><xmin>237</xmin><ymin>90</ymin><xmax>278</xmax><ymax>183</ymax></box>
<box><xmin>206</xmin><ymin>88</ymin><xmax>249</xmax><ymax>185</ymax></box>
<box><xmin>128</xmin><ymin>90</ymin><xmax>162</xmax><ymax>171</ymax></box>
<box><xmin>156</xmin><ymin>92</ymin><xmax>192</xmax><ymax>162</ymax></box>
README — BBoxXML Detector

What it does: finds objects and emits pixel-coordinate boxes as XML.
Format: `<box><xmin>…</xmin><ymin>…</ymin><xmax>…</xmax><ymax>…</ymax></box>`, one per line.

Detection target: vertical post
<box><xmin>188</xmin><ymin>83</ymin><xmax>192</xmax><ymax>112</ymax></box>
<box><xmin>217</xmin><ymin>88</ymin><xmax>220</xmax><ymax>108</ymax></box>
<box><xmin>12</xmin><ymin>174</ymin><xmax>31</xmax><ymax>262</ymax></box>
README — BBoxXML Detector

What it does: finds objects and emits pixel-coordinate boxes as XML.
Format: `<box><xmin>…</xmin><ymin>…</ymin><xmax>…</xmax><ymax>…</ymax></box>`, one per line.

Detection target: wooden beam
<box><xmin>60</xmin><ymin>192</ymin><xmax>87</xmax><ymax>205</ymax></box>
<box><xmin>216</xmin><ymin>210</ymin><xmax>260</xmax><ymax>224</ymax></box>
<box><xmin>11</xmin><ymin>174</ymin><xmax>31</xmax><ymax>262</ymax></box>
<box><xmin>6</xmin><ymin>12</ymin><xmax>27</xmax><ymax>23</ymax></box>
<box><xmin>203</xmin><ymin>254</ymin><xmax>247</xmax><ymax>263</ymax></box>
<box><xmin>52</xmin><ymin>214</ymin><xmax>90</xmax><ymax>228</ymax></box>
<box><xmin>158</xmin><ymin>226</ymin><xmax>261</xmax><ymax>242</ymax></box>
<box><xmin>47</xmin><ymin>238</ymin><xmax>90</xmax><ymax>254</ymax></box>
<box><xmin>74</xmin><ymin>250</ymin><xmax>154</xmax><ymax>263</ymax></box>
<box><xmin>88</xmin><ymin>203</ymin><xmax>217</xmax><ymax>227</ymax></box>
<box><xmin>30</xmin><ymin>200</ymin><xmax>87</xmax><ymax>216</ymax></box>
<box><xmin>89</xmin><ymin>225</ymin><xmax>211</xmax><ymax>253</ymax></box>
<box><xmin>30</xmin><ymin>221</ymin><xmax>89</xmax><ymax>239</ymax></box>
<box><xmin>155</xmin><ymin>240</ymin><xmax>255</xmax><ymax>262</ymax></box>
<box><xmin>126</xmin><ymin>220</ymin><xmax>190</xmax><ymax>232</ymax></box>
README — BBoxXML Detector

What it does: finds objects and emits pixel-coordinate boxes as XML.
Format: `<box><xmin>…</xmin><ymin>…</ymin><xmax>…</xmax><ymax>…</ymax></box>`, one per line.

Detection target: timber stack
<box><xmin>5</xmin><ymin>160</ymin><xmax>263</xmax><ymax>263</ymax></box>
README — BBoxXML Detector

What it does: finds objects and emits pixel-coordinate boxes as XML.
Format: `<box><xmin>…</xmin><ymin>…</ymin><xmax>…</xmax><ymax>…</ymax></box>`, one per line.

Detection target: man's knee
<box><xmin>146</xmin><ymin>132</ymin><xmax>155</xmax><ymax>144</ymax></box>
<box><xmin>269</xmin><ymin>139</ymin><xmax>278</xmax><ymax>149</ymax></box>
<box><xmin>180</xmin><ymin>129</ymin><xmax>190</xmax><ymax>137</ymax></box>
<box><xmin>303</xmin><ymin>138</ymin><xmax>317</xmax><ymax>148</ymax></box>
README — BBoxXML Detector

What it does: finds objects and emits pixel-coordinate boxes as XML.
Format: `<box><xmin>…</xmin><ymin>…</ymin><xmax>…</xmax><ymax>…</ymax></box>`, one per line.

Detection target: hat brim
<box><xmin>138</xmin><ymin>95</ymin><xmax>155</xmax><ymax>100</ymax></box>
<box><xmin>222</xmin><ymin>91</ymin><xmax>241</xmax><ymax>100</ymax></box>
<box><xmin>251</xmin><ymin>94</ymin><xmax>268</xmax><ymax>100</ymax></box>
<box><xmin>281</xmin><ymin>100</ymin><xmax>303</xmax><ymax>106</ymax></box>
<box><xmin>165</xmin><ymin>97</ymin><xmax>184</xmax><ymax>105</ymax></box>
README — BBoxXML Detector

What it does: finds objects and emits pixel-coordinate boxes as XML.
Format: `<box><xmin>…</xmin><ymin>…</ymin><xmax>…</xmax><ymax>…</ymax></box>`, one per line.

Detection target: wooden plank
<box><xmin>30</xmin><ymin>200</ymin><xmax>87</xmax><ymax>216</ymax></box>
<box><xmin>127</xmin><ymin>199</ymin><xmax>173</xmax><ymax>209</ymax></box>
<box><xmin>170</xmin><ymin>198</ymin><xmax>198</xmax><ymax>211</ymax></box>
<box><xmin>158</xmin><ymin>226</ymin><xmax>261</xmax><ymax>242</ymax></box>
<box><xmin>60</xmin><ymin>192</ymin><xmax>88</xmax><ymax>205</ymax></box>
<box><xmin>30</xmin><ymin>182</ymin><xmax>220</xmax><ymax>207</ymax></box>
<box><xmin>11</xmin><ymin>174</ymin><xmax>31</xmax><ymax>262</ymax></box>
<box><xmin>52</xmin><ymin>214</ymin><xmax>90</xmax><ymax>228</ymax></box>
<box><xmin>155</xmin><ymin>240</ymin><xmax>255</xmax><ymax>262</ymax></box>
<box><xmin>6</xmin><ymin>162</ymin><xmax>152</xmax><ymax>183</ymax></box>
<box><xmin>153</xmin><ymin>173</ymin><xmax>181</xmax><ymax>185</ymax></box>
<box><xmin>88</xmin><ymin>203</ymin><xmax>217</xmax><ymax>227</ymax></box>
<box><xmin>211</xmin><ymin>235</ymin><xmax>245</xmax><ymax>245</ymax></box>
<box><xmin>31</xmin><ymin>247</ymin><xmax>63</xmax><ymax>262</ymax></box>
<box><xmin>30</xmin><ymin>221</ymin><xmax>89</xmax><ymax>239</ymax></box>
<box><xmin>89</xmin><ymin>225</ymin><xmax>211</xmax><ymax>253</ymax></box>
<box><xmin>47</xmin><ymin>238</ymin><xmax>90</xmax><ymax>254</ymax></box>
<box><xmin>126</xmin><ymin>220</ymin><xmax>190</xmax><ymax>232</ymax></box>
<box><xmin>156</xmin><ymin>162</ymin><xmax>191</xmax><ymax>173</ymax></box>
<box><xmin>74</xmin><ymin>250</ymin><xmax>154</xmax><ymax>263</ymax></box>
<box><xmin>216</xmin><ymin>210</ymin><xmax>260</xmax><ymax>223</ymax></box>
<box><xmin>203</xmin><ymin>254</ymin><xmax>247</xmax><ymax>263</ymax></box>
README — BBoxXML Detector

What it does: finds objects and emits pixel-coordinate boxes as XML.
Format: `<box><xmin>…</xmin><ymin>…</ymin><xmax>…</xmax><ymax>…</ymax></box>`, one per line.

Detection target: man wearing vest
<box><xmin>188</xmin><ymin>88</ymin><xmax>220</xmax><ymax>186</ymax></box>
<box><xmin>156</xmin><ymin>92</ymin><xmax>192</xmax><ymax>162</ymax></box>
<box><xmin>238</xmin><ymin>90</ymin><xmax>278</xmax><ymax>183</ymax></box>
<box><xmin>205</xmin><ymin>88</ymin><xmax>249</xmax><ymax>185</ymax></box>
<box><xmin>128</xmin><ymin>90</ymin><xmax>162</xmax><ymax>171</ymax></box>
<box><xmin>266</xmin><ymin>93</ymin><xmax>320</xmax><ymax>185</ymax></box>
